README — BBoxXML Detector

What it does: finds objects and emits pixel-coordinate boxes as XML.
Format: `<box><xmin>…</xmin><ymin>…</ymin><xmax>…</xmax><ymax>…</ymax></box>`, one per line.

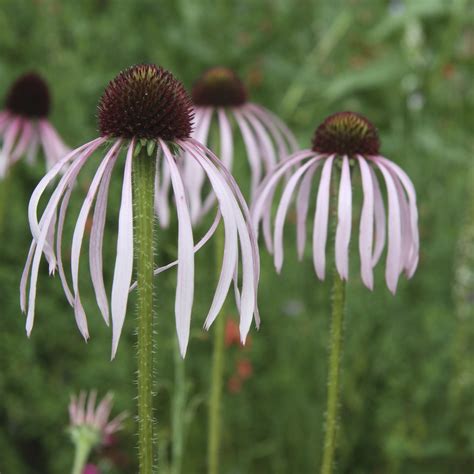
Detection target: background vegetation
<box><xmin>0</xmin><ymin>0</ymin><xmax>473</xmax><ymax>472</ymax></box>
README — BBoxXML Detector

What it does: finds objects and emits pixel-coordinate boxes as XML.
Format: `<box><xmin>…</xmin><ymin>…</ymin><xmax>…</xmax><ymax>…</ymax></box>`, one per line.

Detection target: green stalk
<box><xmin>71</xmin><ymin>440</ymin><xmax>92</xmax><ymax>474</ymax></box>
<box><xmin>133</xmin><ymin>145</ymin><xmax>157</xmax><ymax>474</ymax></box>
<box><xmin>320</xmin><ymin>164</ymin><xmax>347</xmax><ymax>474</ymax></box>
<box><xmin>320</xmin><ymin>272</ymin><xmax>346</xmax><ymax>474</ymax></box>
<box><xmin>207</xmin><ymin>226</ymin><xmax>226</xmax><ymax>474</ymax></box>
<box><xmin>172</xmin><ymin>337</ymin><xmax>186</xmax><ymax>474</ymax></box>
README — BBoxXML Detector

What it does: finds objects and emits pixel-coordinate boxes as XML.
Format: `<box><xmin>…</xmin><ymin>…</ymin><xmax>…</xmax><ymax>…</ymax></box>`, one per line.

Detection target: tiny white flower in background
<box><xmin>252</xmin><ymin>111</ymin><xmax>419</xmax><ymax>294</ymax></box>
<box><xmin>20</xmin><ymin>64</ymin><xmax>260</xmax><ymax>358</ymax></box>
<box><xmin>0</xmin><ymin>72</ymin><xmax>69</xmax><ymax>178</ymax></box>
<box><xmin>155</xmin><ymin>66</ymin><xmax>298</xmax><ymax>227</ymax></box>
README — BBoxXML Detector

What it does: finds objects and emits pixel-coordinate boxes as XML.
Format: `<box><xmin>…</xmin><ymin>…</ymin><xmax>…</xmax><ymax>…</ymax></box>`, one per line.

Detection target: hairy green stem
<box><xmin>133</xmin><ymin>147</ymin><xmax>157</xmax><ymax>474</ymax></box>
<box><xmin>207</xmin><ymin>227</ymin><xmax>226</xmax><ymax>474</ymax></box>
<box><xmin>320</xmin><ymin>272</ymin><xmax>346</xmax><ymax>474</ymax></box>
<box><xmin>172</xmin><ymin>337</ymin><xmax>186</xmax><ymax>474</ymax></box>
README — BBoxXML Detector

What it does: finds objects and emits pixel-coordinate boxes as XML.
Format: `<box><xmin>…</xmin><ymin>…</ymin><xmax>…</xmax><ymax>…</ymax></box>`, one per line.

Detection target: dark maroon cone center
<box><xmin>312</xmin><ymin>111</ymin><xmax>380</xmax><ymax>156</ymax></box>
<box><xmin>98</xmin><ymin>64</ymin><xmax>193</xmax><ymax>140</ymax></box>
<box><xmin>5</xmin><ymin>73</ymin><xmax>50</xmax><ymax>118</ymax></box>
<box><xmin>192</xmin><ymin>67</ymin><xmax>247</xmax><ymax>107</ymax></box>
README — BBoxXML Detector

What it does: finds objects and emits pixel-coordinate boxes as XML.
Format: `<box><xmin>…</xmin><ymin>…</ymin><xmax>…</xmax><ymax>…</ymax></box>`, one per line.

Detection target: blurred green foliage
<box><xmin>0</xmin><ymin>0</ymin><xmax>473</xmax><ymax>472</ymax></box>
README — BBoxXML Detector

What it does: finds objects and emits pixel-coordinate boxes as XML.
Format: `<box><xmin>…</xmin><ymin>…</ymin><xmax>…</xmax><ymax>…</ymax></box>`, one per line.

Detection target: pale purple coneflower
<box><xmin>252</xmin><ymin>111</ymin><xmax>419</xmax><ymax>294</ymax></box>
<box><xmin>0</xmin><ymin>72</ymin><xmax>69</xmax><ymax>178</ymax></box>
<box><xmin>155</xmin><ymin>67</ymin><xmax>298</xmax><ymax>227</ymax></box>
<box><xmin>20</xmin><ymin>64</ymin><xmax>259</xmax><ymax>358</ymax></box>
<box><xmin>69</xmin><ymin>390</ymin><xmax>127</xmax><ymax>441</ymax></box>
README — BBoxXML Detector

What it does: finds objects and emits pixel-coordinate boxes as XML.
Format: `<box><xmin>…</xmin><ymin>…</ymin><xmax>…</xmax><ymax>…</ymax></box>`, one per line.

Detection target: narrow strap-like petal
<box><xmin>233</xmin><ymin>109</ymin><xmax>262</xmax><ymax>198</ymax></box>
<box><xmin>0</xmin><ymin>117</ymin><xmax>21</xmax><ymax>177</ymax></box>
<box><xmin>357</xmin><ymin>156</ymin><xmax>375</xmax><ymax>290</ymax></box>
<box><xmin>185</xmin><ymin>145</ymin><xmax>238</xmax><ymax>330</ymax></box>
<box><xmin>370</xmin><ymin>166</ymin><xmax>386</xmax><ymax>266</ymax></box>
<box><xmin>161</xmin><ymin>140</ymin><xmax>195</xmax><ymax>357</ymax></box>
<box><xmin>373</xmin><ymin>159</ymin><xmax>402</xmax><ymax>294</ymax></box>
<box><xmin>72</xmin><ymin>141</ymin><xmax>121</xmax><ymax>329</ymax></box>
<box><xmin>274</xmin><ymin>158</ymin><xmax>318</xmax><ymax>272</ymax></box>
<box><xmin>335</xmin><ymin>156</ymin><xmax>352</xmax><ymax>280</ymax></box>
<box><xmin>241</xmin><ymin>106</ymin><xmax>277</xmax><ymax>170</ymax></box>
<box><xmin>110</xmin><ymin>141</ymin><xmax>134</xmax><ymax>359</ymax></box>
<box><xmin>90</xmin><ymin>146</ymin><xmax>120</xmax><ymax>325</ymax></box>
<box><xmin>312</xmin><ymin>155</ymin><xmax>335</xmax><ymax>280</ymax></box>
<box><xmin>296</xmin><ymin>161</ymin><xmax>321</xmax><ymax>259</ymax></box>
<box><xmin>377</xmin><ymin>156</ymin><xmax>419</xmax><ymax>277</ymax></box>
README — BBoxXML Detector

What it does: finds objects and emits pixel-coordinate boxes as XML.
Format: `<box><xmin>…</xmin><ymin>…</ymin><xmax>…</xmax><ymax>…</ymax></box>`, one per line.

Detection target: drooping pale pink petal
<box><xmin>252</xmin><ymin>149</ymin><xmax>317</xmax><ymax>251</ymax></box>
<box><xmin>161</xmin><ymin>140</ymin><xmax>195</xmax><ymax>357</ymax></box>
<box><xmin>25</xmin><ymin>141</ymin><xmax>103</xmax><ymax>337</ymax></box>
<box><xmin>312</xmin><ymin>155</ymin><xmax>335</xmax><ymax>280</ymax></box>
<box><xmin>241</xmin><ymin>107</ymin><xmax>277</xmax><ymax>171</ymax></box>
<box><xmin>247</xmin><ymin>103</ymin><xmax>299</xmax><ymax>152</ymax></box>
<box><xmin>0</xmin><ymin>116</ymin><xmax>21</xmax><ymax>177</ymax></box>
<box><xmin>233</xmin><ymin>109</ymin><xmax>262</xmax><ymax>199</ymax></box>
<box><xmin>373</xmin><ymin>158</ymin><xmax>402</xmax><ymax>294</ymax></box>
<box><xmin>185</xmin><ymin>107</ymin><xmax>213</xmax><ymax>223</ymax></box>
<box><xmin>184</xmin><ymin>143</ymin><xmax>238</xmax><ymax>330</ymax></box>
<box><xmin>335</xmin><ymin>156</ymin><xmax>352</xmax><ymax>280</ymax></box>
<box><xmin>357</xmin><ymin>156</ymin><xmax>375</xmax><ymax>290</ymax></box>
<box><xmin>296</xmin><ymin>161</ymin><xmax>321</xmax><ymax>259</ymax></box>
<box><xmin>72</xmin><ymin>141</ymin><xmax>121</xmax><ymax>332</ymax></box>
<box><xmin>391</xmin><ymin>175</ymin><xmax>411</xmax><ymax>274</ymax></box>
<box><xmin>85</xmin><ymin>390</ymin><xmax>98</xmax><ymax>425</ymax></box>
<box><xmin>39</xmin><ymin>120</ymin><xmax>70</xmax><ymax>167</ymax></box>
<box><xmin>11</xmin><ymin>120</ymin><xmax>33</xmax><ymax>162</ymax></box>
<box><xmin>274</xmin><ymin>158</ymin><xmax>318</xmax><ymax>272</ymax></box>
<box><xmin>187</xmin><ymin>138</ymin><xmax>260</xmax><ymax>332</ymax></box>
<box><xmin>154</xmin><ymin>150</ymin><xmax>171</xmax><ymax>228</ymax></box>
<box><xmin>244</xmin><ymin>104</ymin><xmax>290</xmax><ymax>159</ymax></box>
<box><xmin>90</xmin><ymin>146</ymin><xmax>120</xmax><ymax>325</ymax></box>
<box><xmin>377</xmin><ymin>156</ymin><xmax>419</xmax><ymax>277</ymax></box>
<box><xmin>370</xmin><ymin>166</ymin><xmax>386</xmax><ymax>266</ymax></box>
<box><xmin>110</xmin><ymin>141</ymin><xmax>134</xmax><ymax>359</ymax></box>
<box><xmin>197</xmin><ymin>108</ymin><xmax>235</xmax><ymax>219</ymax></box>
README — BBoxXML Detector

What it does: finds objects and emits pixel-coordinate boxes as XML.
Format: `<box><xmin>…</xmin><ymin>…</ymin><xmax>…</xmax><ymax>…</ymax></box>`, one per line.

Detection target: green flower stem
<box><xmin>172</xmin><ymin>337</ymin><xmax>186</xmax><ymax>474</ymax></box>
<box><xmin>320</xmin><ymin>272</ymin><xmax>346</xmax><ymax>474</ymax></box>
<box><xmin>207</xmin><ymin>226</ymin><xmax>226</xmax><ymax>474</ymax></box>
<box><xmin>320</xmin><ymin>163</ymin><xmax>347</xmax><ymax>474</ymax></box>
<box><xmin>71</xmin><ymin>439</ymin><xmax>93</xmax><ymax>474</ymax></box>
<box><xmin>133</xmin><ymin>146</ymin><xmax>157</xmax><ymax>474</ymax></box>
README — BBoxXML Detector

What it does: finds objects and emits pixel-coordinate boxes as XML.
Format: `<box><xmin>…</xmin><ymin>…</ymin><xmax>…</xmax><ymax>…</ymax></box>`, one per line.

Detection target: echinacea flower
<box><xmin>21</xmin><ymin>64</ymin><xmax>259</xmax><ymax>357</ymax></box>
<box><xmin>155</xmin><ymin>67</ymin><xmax>298</xmax><ymax>226</ymax></box>
<box><xmin>0</xmin><ymin>72</ymin><xmax>69</xmax><ymax>178</ymax></box>
<box><xmin>69</xmin><ymin>390</ymin><xmax>127</xmax><ymax>442</ymax></box>
<box><xmin>68</xmin><ymin>391</ymin><xmax>126</xmax><ymax>474</ymax></box>
<box><xmin>252</xmin><ymin>111</ymin><xmax>419</xmax><ymax>294</ymax></box>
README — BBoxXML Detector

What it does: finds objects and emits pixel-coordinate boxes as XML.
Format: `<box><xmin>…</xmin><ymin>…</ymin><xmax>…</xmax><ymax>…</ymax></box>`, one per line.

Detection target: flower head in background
<box><xmin>0</xmin><ymin>72</ymin><xmax>69</xmax><ymax>178</ymax></box>
<box><xmin>21</xmin><ymin>64</ymin><xmax>260</xmax><ymax>358</ymax></box>
<box><xmin>68</xmin><ymin>391</ymin><xmax>126</xmax><ymax>473</ymax></box>
<box><xmin>252</xmin><ymin>111</ymin><xmax>419</xmax><ymax>294</ymax></box>
<box><xmin>155</xmin><ymin>66</ymin><xmax>298</xmax><ymax>227</ymax></box>
<box><xmin>69</xmin><ymin>390</ymin><xmax>127</xmax><ymax>444</ymax></box>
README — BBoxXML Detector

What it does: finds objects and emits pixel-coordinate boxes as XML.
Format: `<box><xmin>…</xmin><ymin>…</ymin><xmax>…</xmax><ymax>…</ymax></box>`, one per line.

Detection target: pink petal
<box><xmin>335</xmin><ymin>156</ymin><xmax>352</xmax><ymax>280</ymax></box>
<box><xmin>357</xmin><ymin>156</ymin><xmax>375</xmax><ymax>290</ymax></box>
<box><xmin>312</xmin><ymin>155</ymin><xmax>335</xmax><ymax>280</ymax></box>
<box><xmin>370</xmin><ymin>166</ymin><xmax>386</xmax><ymax>266</ymax></box>
<box><xmin>110</xmin><ymin>141</ymin><xmax>134</xmax><ymax>359</ymax></box>
<box><xmin>274</xmin><ymin>158</ymin><xmax>318</xmax><ymax>272</ymax></box>
<box><xmin>373</xmin><ymin>158</ymin><xmax>402</xmax><ymax>294</ymax></box>
<box><xmin>296</xmin><ymin>161</ymin><xmax>321</xmax><ymax>259</ymax></box>
<box><xmin>161</xmin><ymin>140</ymin><xmax>195</xmax><ymax>358</ymax></box>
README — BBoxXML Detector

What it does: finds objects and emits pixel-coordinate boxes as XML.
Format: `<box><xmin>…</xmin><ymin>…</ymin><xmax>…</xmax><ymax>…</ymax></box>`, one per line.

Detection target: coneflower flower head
<box><xmin>0</xmin><ymin>72</ymin><xmax>69</xmax><ymax>177</ymax></box>
<box><xmin>168</xmin><ymin>66</ymin><xmax>297</xmax><ymax>227</ymax></box>
<box><xmin>252</xmin><ymin>111</ymin><xmax>419</xmax><ymax>294</ymax></box>
<box><xmin>98</xmin><ymin>64</ymin><xmax>193</xmax><ymax>140</ymax></box>
<box><xmin>68</xmin><ymin>391</ymin><xmax>127</xmax><ymax>451</ymax></box>
<box><xmin>192</xmin><ymin>67</ymin><xmax>247</xmax><ymax>107</ymax></box>
<box><xmin>22</xmin><ymin>64</ymin><xmax>259</xmax><ymax>358</ymax></box>
<box><xmin>5</xmin><ymin>73</ymin><xmax>51</xmax><ymax>118</ymax></box>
